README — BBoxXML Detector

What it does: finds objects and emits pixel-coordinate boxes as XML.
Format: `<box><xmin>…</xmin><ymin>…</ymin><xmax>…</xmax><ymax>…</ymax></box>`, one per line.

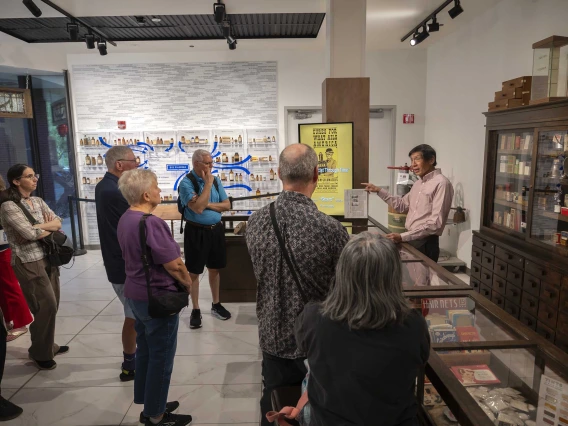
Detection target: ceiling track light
<box><xmin>22</xmin><ymin>0</ymin><xmax>42</xmax><ymax>17</ymax></box>
<box><xmin>67</xmin><ymin>22</ymin><xmax>79</xmax><ymax>41</ymax></box>
<box><xmin>97</xmin><ymin>40</ymin><xmax>108</xmax><ymax>56</ymax></box>
<box><xmin>228</xmin><ymin>39</ymin><xmax>237</xmax><ymax>50</ymax></box>
<box><xmin>401</xmin><ymin>0</ymin><xmax>464</xmax><ymax>44</ymax></box>
<box><xmin>213</xmin><ymin>1</ymin><xmax>226</xmax><ymax>24</ymax></box>
<box><xmin>85</xmin><ymin>33</ymin><xmax>96</xmax><ymax>49</ymax></box>
<box><xmin>448</xmin><ymin>0</ymin><xmax>464</xmax><ymax>19</ymax></box>
<box><xmin>222</xmin><ymin>20</ymin><xmax>231</xmax><ymax>38</ymax></box>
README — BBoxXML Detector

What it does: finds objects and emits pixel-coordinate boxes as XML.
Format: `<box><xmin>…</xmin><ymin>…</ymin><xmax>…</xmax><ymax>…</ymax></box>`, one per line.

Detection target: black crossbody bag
<box><xmin>269</xmin><ymin>202</ymin><xmax>310</xmax><ymax>304</ymax></box>
<box><xmin>139</xmin><ymin>214</ymin><xmax>189</xmax><ymax>318</ymax></box>
<box><xmin>16</xmin><ymin>202</ymin><xmax>74</xmax><ymax>267</ymax></box>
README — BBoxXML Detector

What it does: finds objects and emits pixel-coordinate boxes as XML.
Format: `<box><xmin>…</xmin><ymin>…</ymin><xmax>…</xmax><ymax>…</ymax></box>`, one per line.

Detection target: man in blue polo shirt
<box><xmin>95</xmin><ymin>146</ymin><xmax>138</xmax><ymax>381</ymax></box>
<box><xmin>179</xmin><ymin>149</ymin><xmax>232</xmax><ymax>329</ymax></box>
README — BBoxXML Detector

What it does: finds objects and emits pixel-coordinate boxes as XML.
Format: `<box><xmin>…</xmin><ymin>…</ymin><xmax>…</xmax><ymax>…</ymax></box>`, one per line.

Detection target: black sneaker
<box><xmin>144</xmin><ymin>411</ymin><xmax>192</xmax><ymax>426</ymax></box>
<box><xmin>119</xmin><ymin>368</ymin><xmax>135</xmax><ymax>382</ymax></box>
<box><xmin>211</xmin><ymin>303</ymin><xmax>231</xmax><ymax>320</ymax></box>
<box><xmin>189</xmin><ymin>309</ymin><xmax>202</xmax><ymax>329</ymax></box>
<box><xmin>29</xmin><ymin>356</ymin><xmax>56</xmax><ymax>370</ymax></box>
<box><xmin>139</xmin><ymin>401</ymin><xmax>180</xmax><ymax>425</ymax></box>
<box><xmin>0</xmin><ymin>396</ymin><xmax>23</xmax><ymax>421</ymax></box>
<box><xmin>55</xmin><ymin>345</ymin><xmax>69</xmax><ymax>356</ymax></box>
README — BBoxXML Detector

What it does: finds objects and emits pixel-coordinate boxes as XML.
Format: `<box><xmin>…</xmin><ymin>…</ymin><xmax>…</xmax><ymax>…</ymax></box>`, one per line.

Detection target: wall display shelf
<box><xmin>74</xmin><ymin>128</ymin><xmax>280</xmax><ymax>245</ymax></box>
<box><xmin>475</xmin><ymin>99</ymin><xmax>568</xmax><ymax>355</ymax></box>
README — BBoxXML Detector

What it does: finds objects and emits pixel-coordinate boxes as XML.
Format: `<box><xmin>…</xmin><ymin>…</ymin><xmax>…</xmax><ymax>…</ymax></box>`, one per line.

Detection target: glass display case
<box><xmin>531</xmin><ymin>36</ymin><xmax>568</xmax><ymax>105</ymax></box>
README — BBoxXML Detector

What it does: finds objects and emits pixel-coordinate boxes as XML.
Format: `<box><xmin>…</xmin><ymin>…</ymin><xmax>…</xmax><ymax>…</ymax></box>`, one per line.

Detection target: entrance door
<box><xmin>286</xmin><ymin>107</ymin><xmax>394</xmax><ymax>225</ymax></box>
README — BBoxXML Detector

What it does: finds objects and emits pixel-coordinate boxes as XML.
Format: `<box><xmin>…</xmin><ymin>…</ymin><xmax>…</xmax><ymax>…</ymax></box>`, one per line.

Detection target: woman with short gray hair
<box><xmin>295</xmin><ymin>233</ymin><xmax>430</xmax><ymax>426</ymax></box>
<box><xmin>117</xmin><ymin>169</ymin><xmax>193</xmax><ymax>426</ymax></box>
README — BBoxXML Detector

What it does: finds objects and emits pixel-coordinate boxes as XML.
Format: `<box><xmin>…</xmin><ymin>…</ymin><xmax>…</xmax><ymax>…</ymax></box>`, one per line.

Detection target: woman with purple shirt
<box><xmin>117</xmin><ymin>169</ymin><xmax>193</xmax><ymax>426</ymax></box>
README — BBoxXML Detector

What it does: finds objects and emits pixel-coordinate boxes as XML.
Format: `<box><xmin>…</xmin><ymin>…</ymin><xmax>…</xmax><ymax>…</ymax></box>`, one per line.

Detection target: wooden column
<box><xmin>322</xmin><ymin>77</ymin><xmax>370</xmax><ymax>196</ymax></box>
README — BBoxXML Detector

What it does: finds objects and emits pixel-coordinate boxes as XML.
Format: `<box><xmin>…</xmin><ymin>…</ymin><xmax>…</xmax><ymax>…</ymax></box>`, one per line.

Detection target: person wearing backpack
<box><xmin>178</xmin><ymin>149</ymin><xmax>232</xmax><ymax>329</ymax></box>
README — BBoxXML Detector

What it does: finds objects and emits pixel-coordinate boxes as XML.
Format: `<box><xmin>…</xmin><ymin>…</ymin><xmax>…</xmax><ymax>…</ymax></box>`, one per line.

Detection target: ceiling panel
<box><xmin>0</xmin><ymin>13</ymin><xmax>325</xmax><ymax>43</ymax></box>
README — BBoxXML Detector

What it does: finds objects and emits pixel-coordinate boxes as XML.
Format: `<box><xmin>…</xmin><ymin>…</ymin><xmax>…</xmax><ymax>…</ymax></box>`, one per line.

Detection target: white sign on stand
<box><xmin>344</xmin><ymin>189</ymin><xmax>368</xmax><ymax>219</ymax></box>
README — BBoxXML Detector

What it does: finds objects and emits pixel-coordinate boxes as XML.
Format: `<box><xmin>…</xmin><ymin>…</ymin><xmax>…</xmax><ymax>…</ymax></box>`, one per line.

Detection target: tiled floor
<box><xmin>3</xmin><ymin>250</ymin><xmax>261</xmax><ymax>426</ymax></box>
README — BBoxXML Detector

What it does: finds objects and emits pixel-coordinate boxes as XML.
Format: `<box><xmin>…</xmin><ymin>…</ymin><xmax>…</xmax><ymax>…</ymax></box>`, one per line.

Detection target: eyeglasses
<box><xmin>199</xmin><ymin>161</ymin><xmax>214</xmax><ymax>166</ymax></box>
<box><xmin>17</xmin><ymin>173</ymin><xmax>40</xmax><ymax>180</ymax></box>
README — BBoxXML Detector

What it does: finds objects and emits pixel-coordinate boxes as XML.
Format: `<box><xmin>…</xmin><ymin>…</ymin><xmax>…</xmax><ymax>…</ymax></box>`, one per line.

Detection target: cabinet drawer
<box><xmin>504</xmin><ymin>299</ymin><xmax>520</xmax><ymax>319</ymax></box>
<box><xmin>555</xmin><ymin>331</ymin><xmax>568</xmax><ymax>353</ymax></box>
<box><xmin>536</xmin><ymin>321</ymin><xmax>555</xmax><ymax>343</ymax></box>
<box><xmin>560</xmin><ymin>277</ymin><xmax>568</xmax><ymax>313</ymax></box>
<box><xmin>491</xmin><ymin>292</ymin><xmax>506</xmax><ymax>310</ymax></box>
<box><xmin>492</xmin><ymin>275</ymin><xmax>506</xmax><ymax>294</ymax></box>
<box><xmin>525</xmin><ymin>260</ymin><xmax>561</xmax><ymax>287</ymax></box>
<box><xmin>540</xmin><ymin>282</ymin><xmax>560</xmax><ymax>309</ymax></box>
<box><xmin>558</xmin><ymin>311</ymin><xmax>568</xmax><ymax>330</ymax></box>
<box><xmin>471</xmin><ymin>262</ymin><xmax>482</xmax><ymax>280</ymax></box>
<box><xmin>472</xmin><ymin>246</ymin><xmax>482</xmax><ymax>264</ymax></box>
<box><xmin>521</xmin><ymin>291</ymin><xmax>539</xmax><ymax>317</ymax></box>
<box><xmin>538</xmin><ymin>301</ymin><xmax>558</xmax><ymax>329</ymax></box>
<box><xmin>480</xmin><ymin>268</ymin><xmax>493</xmax><ymax>287</ymax></box>
<box><xmin>495</xmin><ymin>246</ymin><xmax>524</xmax><ymax>268</ymax></box>
<box><xmin>506</xmin><ymin>265</ymin><xmax>523</xmax><ymax>288</ymax></box>
<box><xmin>470</xmin><ymin>278</ymin><xmax>481</xmax><ymax>293</ymax></box>
<box><xmin>481</xmin><ymin>252</ymin><xmax>495</xmax><ymax>268</ymax></box>
<box><xmin>493</xmin><ymin>257</ymin><xmax>508</xmax><ymax>279</ymax></box>
<box><xmin>480</xmin><ymin>283</ymin><xmax>492</xmax><ymax>299</ymax></box>
<box><xmin>505</xmin><ymin>282</ymin><xmax>522</xmax><ymax>305</ymax></box>
<box><xmin>520</xmin><ymin>310</ymin><xmax>538</xmax><ymax>331</ymax></box>
<box><xmin>523</xmin><ymin>273</ymin><xmax>541</xmax><ymax>298</ymax></box>
<box><xmin>473</xmin><ymin>236</ymin><xmax>495</xmax><ymax>253</ymax></box>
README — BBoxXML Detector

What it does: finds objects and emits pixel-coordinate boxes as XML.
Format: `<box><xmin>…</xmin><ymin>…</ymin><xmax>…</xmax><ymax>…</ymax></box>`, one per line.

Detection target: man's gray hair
<box><xmin>321</xmin><ymin>233</ymin><xmax>410</xmax><ymax>330</ymax></box>
<box><xmin>279</xmin><ymin>144</ymin><xmax>318</xmax><ymax>184</ymax></box>
<box><xmin>105</xmin><ymin>146</ymin><xmax>134</xmax><ymax>170</ymax></box>
<box><xmin>118</xmin><ymin>169</ymin><xmax>157</xmax><ymax>206</ymax></box>
<box><xmin>192</xmin><ymin>149</ymin><xmax>211</xmax><ymax>165</ymax></box>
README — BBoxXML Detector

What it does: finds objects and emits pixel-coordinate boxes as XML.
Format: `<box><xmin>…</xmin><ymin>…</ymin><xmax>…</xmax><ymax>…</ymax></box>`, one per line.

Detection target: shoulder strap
<box><xmin>187</xmin><ymin>172</ymin><xmax>199</xmax><ymax>194</ymax></box>
<box><xmin>269</xmin><ymin>202</ymin><xmax>309</xmax><ymax>304</ymax></box>
<box><xmin>139</xmin><ymin>214</ymin><xmax>154</xmax><ymax>301</ymax></box>
<box><xmin>15</xmin><ymin>202</ymin><xmax>39</xmax><ymax>225</ymax></box>
<box><xmin>265</xmin><ymin>390</ymin><xmax>309</xmax><ymax>426</ymax></box>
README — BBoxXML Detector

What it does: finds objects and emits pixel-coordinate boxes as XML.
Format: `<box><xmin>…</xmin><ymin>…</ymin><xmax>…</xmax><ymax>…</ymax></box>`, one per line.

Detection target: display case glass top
<box><xmin>492</xmin><ymin>130</ymin><xmax>534</xmax><ymax>236</ymax></box>
<box><xmin>529</xmin><ymin>129</ymin><xmax>568</xmax><ymax>250</ymax></box>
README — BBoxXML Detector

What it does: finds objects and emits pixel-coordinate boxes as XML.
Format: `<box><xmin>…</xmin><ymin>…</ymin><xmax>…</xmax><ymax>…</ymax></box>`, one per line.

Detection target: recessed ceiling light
<box><xmin>151</xmin><ymin>18</ymin><xmax>161</xmax><ymax>22</ymax></box>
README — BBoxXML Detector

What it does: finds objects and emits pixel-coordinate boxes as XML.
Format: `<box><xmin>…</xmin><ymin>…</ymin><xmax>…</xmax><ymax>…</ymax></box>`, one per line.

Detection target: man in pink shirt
<box><xmin>363</xmin><ymin>144</ymin><xmax>454</xmax><ymax>262</ymax></box>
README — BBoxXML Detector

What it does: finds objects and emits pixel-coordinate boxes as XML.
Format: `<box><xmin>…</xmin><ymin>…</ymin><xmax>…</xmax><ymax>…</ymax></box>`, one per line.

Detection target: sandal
<box><xmin>6</xmin><ymin>327</ymin><xmax>28</xmax><ymax>342</ymax></box>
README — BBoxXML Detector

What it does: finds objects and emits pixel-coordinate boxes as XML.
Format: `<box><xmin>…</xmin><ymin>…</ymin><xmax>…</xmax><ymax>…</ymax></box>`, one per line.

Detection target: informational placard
<box><xmin>298</xmin><ymin>122</ymin><xmax>353</xmax><ymax>216</ymax></box>
<box><xmin>537</xmin><ymin>374</ymin><xmax>568</xmax><ymax>426</ymax></box>
<box><xmin>344</xmin><ymin>189</ymin><xmax>368</xmax><ymax>219</ymax></box>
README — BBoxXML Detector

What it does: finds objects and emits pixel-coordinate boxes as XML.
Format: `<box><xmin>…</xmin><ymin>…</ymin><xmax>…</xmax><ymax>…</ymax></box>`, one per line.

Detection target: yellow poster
<box><xmin>299</xmin><ymin>122</ymin><xmax>353</xmax><ymax>216</ymax></box>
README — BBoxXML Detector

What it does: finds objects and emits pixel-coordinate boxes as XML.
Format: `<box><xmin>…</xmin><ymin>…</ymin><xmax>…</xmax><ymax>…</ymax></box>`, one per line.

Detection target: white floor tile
<box><xmin>98</xmin><ymin>299</ymin><xmax>127</xmax><ymax>316</ymax></box>
<box><xmin>61</xmin><ymin>277</ymin><xmax>113</xmax><ymax>289</ymax></box>
<box><xmin>1</xmin><ymin>360</ymin><xmax>39</xmax><ymax>389</ymax></box>
<box><xmin>57</xmin><ymin>300</ymin><xmax>111</xmax><ymax>317</ymax></box>
<box><xmin>55</xmin><ymin>316</ymin><xmax>95</xmax><ymax>336</ymax></box>
<box><xmin>4</xmin><ymin>386</ymin><xmax>134</xmax><ymax>426</ymax></box>
<box><xmin>169</xmin><ymin>355</ymin><xmax>261</xmax><ymax>386</ymax></box>
<box><xmin>120</xmin><ymin>384</ymin><xmax>260</xmax><ymax>425</ymax></box>
<box><xmin>76</xmin><ymin>268</ymin><xmax>112</xmax><ymax>279</ymax></box>
<box><xmin>175</xmin><ymin>332</ymin><xmax>260</xmax><ymax>356</ymax></box>
<box><xmin>61</xmin><ymin>334</ymin><xmax>124</xmax><ymax>358</ymax></box>
<box><xmin>80</xmin><ymin>315</ymin><xmax>127</xmax><ymax>334</ymax></box>
<box><xmin>6</xmin><ymin>335</ymin><xmax>75</xmax><ymax>360</ymax></box>
<box><xmin>1</xmin><ymin>389</ymin><xmax>18</xmax><ymax>400</ymax></box>
<box><xmin>59</xmin><ymin>287</ymin><xmax>117</xmax><ymax>302</ymax></box>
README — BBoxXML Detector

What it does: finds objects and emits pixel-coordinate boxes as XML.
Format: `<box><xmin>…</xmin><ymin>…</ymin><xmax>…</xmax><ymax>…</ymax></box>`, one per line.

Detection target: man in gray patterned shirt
<box><xmin>246</xmin><ymin>144</ymin><xmax>349</xmax><ymax>425</ymax></box>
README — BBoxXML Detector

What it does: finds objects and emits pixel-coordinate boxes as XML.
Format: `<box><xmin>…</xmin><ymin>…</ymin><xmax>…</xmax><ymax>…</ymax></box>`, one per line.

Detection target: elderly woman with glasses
<box><xmin>117</xmin><ymin>169</ymin><xmax>193</xmax><ymax>426</ymax></box>
<box><xmin>0</xmin><ymin>164</ymin><xmax>68</xmax><ymax>371</ymax></box>
<box><xmin>295</xmin><ymin>233</ymin><xmax>430</xmax><ymax>426</ymax></box>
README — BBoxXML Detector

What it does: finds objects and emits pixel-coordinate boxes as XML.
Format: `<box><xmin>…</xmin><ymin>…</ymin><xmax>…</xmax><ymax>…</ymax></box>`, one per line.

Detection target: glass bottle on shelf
<box><xmin>222</xmin><ymin>153</ymin><xmax>228</xmax><ymax>163</ymax></box>
<box><xmin>250</xmin><ymin>173</ymin><xmax>255</xmax><ymax>182</ymax></box>
<box><xmin>256</xmin><ymin>188</ymin><xmax>261</xmax><ymax>196</ymax></box>
<box><xmin>229</xmin><ymin>170</ymin><xmax>234</xmax><ymax>182</ymax></box>
<box><xmin>238</xmin><ymin>135</ymin><xmax>242</xmax><ymax>143</ymax></box>
<box><xmin>80</xmin><ymin>138</ymin><xmax>84</xmax><ymax>146</ymax></box>
<box><xmin>272</xmin><ymin>136</ymin><xmax>276</xmax><ymax>142</ymax></box>
<box><xmin>269</xmin><ymin>168</ymin><xmax>275</xmax><ymax>180</ymax></box>
<box><xmin>96</xmin><ymin>154</ymin><xmax>103</xmax><ymax>166</ymax></box>
<box><xmin>214</xmin><ymin>135</ymin><xmax>218</xmax><ymax>143</ymax></box>
<box><xmin>82</xmin><ymin>177</ymin><xmax>86</xmax><ymax>184</ymax></box>
<box><xmin>234</xmin><ymin>152</ymin><xmax>240</xmax><ymax>162</ymax></box>
<box><xmin>86</xmin><ymin>177</ymin><xmax>91</xmax><ymax>184</ymax></box>
<box><xmin>136</xmin><ymin>156</ymin><xmax>141</xmax><ymax>165</ymax></box>
<box><xmin>85</xmin><ymin>154</ymin><xmax>91</xmax><ymax>166</ymax></box>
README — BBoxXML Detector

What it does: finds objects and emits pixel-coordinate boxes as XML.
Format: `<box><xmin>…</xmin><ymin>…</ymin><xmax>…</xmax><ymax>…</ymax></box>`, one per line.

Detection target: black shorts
<box><xmin>183</xmin><ymin>221</ymin><xmax>226</xmax><ymax>274</ymax></box>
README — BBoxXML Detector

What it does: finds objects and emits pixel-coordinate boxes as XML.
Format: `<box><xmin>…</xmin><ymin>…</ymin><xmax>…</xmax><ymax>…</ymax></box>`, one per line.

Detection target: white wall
<box><xmin>424</xmin><ymin>0</ymin><xmax>568</xmax><ymax>266</ymax></box>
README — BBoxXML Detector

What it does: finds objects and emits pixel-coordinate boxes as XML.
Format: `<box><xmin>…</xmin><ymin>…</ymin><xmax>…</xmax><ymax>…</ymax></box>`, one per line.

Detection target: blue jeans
<box><xmin>127</xmin><ymin>298</ymin><xmax>179</xmax><ymax>418</ymax></box>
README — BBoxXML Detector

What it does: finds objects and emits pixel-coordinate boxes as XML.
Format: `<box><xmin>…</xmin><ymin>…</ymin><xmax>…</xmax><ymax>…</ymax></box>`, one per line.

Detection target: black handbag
<box><xmin>139</xmin><ymin>214</ymin><xmax>189</xmax><ymax>318</ymax></box>
<box><xmin>16</xmin><ymin>202</ymin><xmax>74</xmax><ymax>267</ymax></box>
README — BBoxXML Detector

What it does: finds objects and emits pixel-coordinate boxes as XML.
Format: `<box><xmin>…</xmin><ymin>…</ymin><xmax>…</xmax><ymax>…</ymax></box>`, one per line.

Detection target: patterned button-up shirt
<box><xmin>0</xmin><ymin>197</ymin><xmax>61</xmax><ymax>265</ymax></box>
<box><xmin>378</xmin><ymin>169</ymin><xmax>453</xmax><ymax>242</ymax></box>
<box><xmin>246</xmin><ymin>191</ymin><xmax>349</xmax><ymax>359</ymax></box>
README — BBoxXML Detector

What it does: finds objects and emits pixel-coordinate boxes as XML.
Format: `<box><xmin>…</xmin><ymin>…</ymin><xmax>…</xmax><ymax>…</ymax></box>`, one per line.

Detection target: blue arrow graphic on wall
<box><xmin>165</xmin><ymin>142</ymin><xmax>175</xmax><ymax>152</ymax></box>
<box><xmin>137</xmin><ymin>160</ymin><xmax>148</xmax><ymax>168</ymax></box>
<box><xmin>212</xmin><ymin>151</ymin><xmax>221</xmax><ymax>159</ymax></box>
<box><xmin>137</xmin><ymin>142</ymin><xmax>154</xmax><ymax>151</ymax></box>
<box><xmin>210</xmin><ymin>142</ymin><xmax>218</xmax><ymax>154</ymax></box>
<box><xmin>213</xmin><ymin>165</ymin><xmax>250</xmax><ymax>174</ymax></box>
<box><xmin>224</xmin><ymin>184</ymin><xmax>252</xmax><ymax>191</ymax></box>
<box><xmin>99</xmin><ymin>137</ymin><xmax>112</xmax><ymax>148</ymax></box>
<box><xmin>178</xmin><ymin>141</ymin><xmax>186</xmax><ymax>153</ymax></box>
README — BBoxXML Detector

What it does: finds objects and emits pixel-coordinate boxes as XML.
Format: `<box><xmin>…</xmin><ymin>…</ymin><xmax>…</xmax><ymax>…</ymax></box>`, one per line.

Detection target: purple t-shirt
<box><xmin>117</xmin><ymin>210</ymin><xmax>181</xmax><ymax>301</ymax></box>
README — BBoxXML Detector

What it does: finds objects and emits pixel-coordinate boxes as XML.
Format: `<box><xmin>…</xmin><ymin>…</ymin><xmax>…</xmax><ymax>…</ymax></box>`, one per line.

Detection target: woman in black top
<box><xmin>295</xmin><ymin>233</ymin><xmax>430</xmax><ymax>426</ymax></box>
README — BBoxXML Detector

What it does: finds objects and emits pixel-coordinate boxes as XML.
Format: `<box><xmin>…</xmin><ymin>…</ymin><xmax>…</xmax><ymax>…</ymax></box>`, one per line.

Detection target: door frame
<box><xmin>284</xmin><ymin>104</ymin><xmax>397</xmax><ymax>192</ymax></box>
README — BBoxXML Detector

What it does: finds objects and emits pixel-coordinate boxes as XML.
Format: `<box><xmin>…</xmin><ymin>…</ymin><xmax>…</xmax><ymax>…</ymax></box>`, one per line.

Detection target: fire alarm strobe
<box><xmin>403</xmin><ymin>114</ymin><xmax>415</xmax><ymax>124</ymax></box>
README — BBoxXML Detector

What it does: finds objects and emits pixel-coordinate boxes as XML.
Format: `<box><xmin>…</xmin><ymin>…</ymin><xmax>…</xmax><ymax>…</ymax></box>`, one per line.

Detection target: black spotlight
<box><xmin>97</xmin><ymin>40</ymin><xmax>108</xmax><ymax>56</ymax></box>
<box><xmin>67</xmin><ymin>23</ymin><xmax>79</xmax><ymax>41</ymax></box>
<box><xmin>428</xmin><ymin>17</ymin><xmax>440</xmax><ymax>32</ymax></box>
<box><xmin>22</xmin><ymin>0</ymin><xmax>42</xmax><ymax>17</ymax></box>
<box><xmin>227</xmin><ymin>38</ymin><xmax>237</xmax><ymax>50</ymax></box>
<box><xmin>85</xmin><ymin>33</ymin><xmax>96</xmax><ymax>49</ymax></box>
<box><xmin>213</xmin><ymin>1</ymin><xmax>226</xmax><ymax>24</ymax></box>
<box><xmin>410</xmin><ymin>25</ymin><xmax>429</xmax><ymax>46</ymax></box>
<box><xmin>222</xmin><ymin>21</ymin><xmax>231</xmax><ymax>38</ymax></box>
<box><xmin>135</xmin><ymin>16</ymin><xmax>147</xmax><ymax>25</ymax></box>
<box><xmin>448</xmin><ymin>0</ymin><xmax>464</xmax><ymax>19</ymax></box>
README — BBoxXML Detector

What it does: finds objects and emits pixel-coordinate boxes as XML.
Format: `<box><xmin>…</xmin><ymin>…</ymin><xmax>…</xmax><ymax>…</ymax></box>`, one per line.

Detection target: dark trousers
<box><xmin>410</xmin><ymin>235</ymin><xmax>440</xmax><ymax>262</ymax></box>
<box><xmin>260</xmin><ymin>352</ymin><xmax>307</xmax><ymax>426</ymax></box>
<box><xmin>0</xmin><ymin>322</ymin><xmax>6</xmax><ymax>394</ymax></box>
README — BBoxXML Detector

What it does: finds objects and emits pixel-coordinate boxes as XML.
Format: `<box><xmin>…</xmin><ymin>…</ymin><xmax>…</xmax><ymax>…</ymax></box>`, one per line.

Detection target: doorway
<box><xmin>285</xmin><ymin>106</ymin><xmax>396</xmax><ymax>225</ymax></box>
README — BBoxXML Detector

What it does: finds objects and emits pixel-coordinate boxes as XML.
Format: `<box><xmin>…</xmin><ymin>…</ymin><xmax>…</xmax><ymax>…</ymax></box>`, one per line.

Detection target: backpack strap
<box><xmin>179</xmin><ymin>172</ymin><xmax>222</xmax><ymax>233</ymax></box>
<box><xmin>266</xmin><ymin>391</ymin><xmax>309</xmax><ymax>426</ymax></box>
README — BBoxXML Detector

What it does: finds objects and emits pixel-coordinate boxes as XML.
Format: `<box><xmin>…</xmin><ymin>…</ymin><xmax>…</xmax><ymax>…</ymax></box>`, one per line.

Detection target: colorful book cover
<box><xmin>431</xmin><ymin>329</ymin><xmax>458</xmax><ymax>344</ymax></box>
<box><xmin>426</xmin><ymin>313</ymin><xmax>449</xmax><ymax>327</ymax></box>
<box><xmin>448</xmin><ymin>310</ymin><xmax>474</xmax><ymax>327</ymax></box>
<box><xmin>456</xmin><ymin>326</ymin><xmax>480</xmax><ymax>342</ymax></box>
<box><xmin>424</xmin><ymin>385</ymin><xmax>446</xmax><ymax>406</ymax></box>
<box><xmin>450</xmin><ymin>365</ymin><xmax>500</xmax><ymax>386</ymax></box>
<box><xmin>515</xmin><ymin>135</ymin><xmax>521</xmax><ymax>150</ymax></box>
<box><xmin>421</xmin><ymin>298</ymin><xmax>468</xmax><ymax>316</ymax></box>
